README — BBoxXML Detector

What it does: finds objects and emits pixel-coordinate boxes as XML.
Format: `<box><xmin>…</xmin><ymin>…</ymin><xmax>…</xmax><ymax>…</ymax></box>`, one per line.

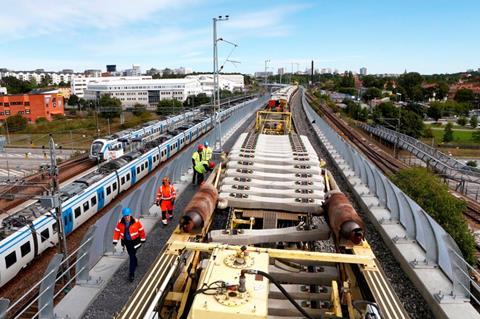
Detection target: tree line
<box><xmin>0</xmin><ymin>76</ymin><xmax>69</xmax><ymax>94</ymax></box>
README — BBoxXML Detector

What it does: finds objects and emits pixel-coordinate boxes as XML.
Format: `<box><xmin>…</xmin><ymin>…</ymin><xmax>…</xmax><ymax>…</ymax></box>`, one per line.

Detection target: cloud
<box><xmin>0</xmin><ymin>0</ymin><xmax>199</xmax><ymax>40</ymax></box>
<box><xmin>85</xmin><ymin>27</ymin><xmax>210</xmax><ymax>58</ymax></box>
<box><xmin>222</xmin><ymin>3</ymin><xmax>310</xmax><ymax>37</ymax></box>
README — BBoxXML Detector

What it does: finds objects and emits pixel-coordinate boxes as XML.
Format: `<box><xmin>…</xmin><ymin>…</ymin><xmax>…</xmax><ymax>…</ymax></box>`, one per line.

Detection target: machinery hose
<box><xmin>244</xmin><ymin>269</ymin><xmax>318</xmax><ymax>319</ymax></box>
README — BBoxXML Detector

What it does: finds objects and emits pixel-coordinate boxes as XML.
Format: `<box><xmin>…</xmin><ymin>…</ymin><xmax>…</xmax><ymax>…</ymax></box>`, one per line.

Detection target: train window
<box><xmin>52</xmin><ymin>222</ymin><xmax>58</xmax><ymax>234</ymax></box>
<box><xmin>40</xmin><ymin>229</ymin><xmax>50</xmax><ymax>243</ymax></box>
<box><xmin>136</xmin><ymin>167</ymin><xmax>140</xmax><ymax>174</ymax></box>
<box><xmin>21</xmin><ymin>242</ymin><xmax>31</xmax><ymax>257</ymax></box>
<box><xmin>106</xmin><ymin>186</ymin><xmax>111</xmax><ymax>195</ymax></box>
<box><xmin>83</xmin><ymin>201</ymin><xmax>90</xmax><ymax>211</ymax></box>
<box><xmin>5</xmin><ymin>251</ymin><xmax>16</xmax><ymax>268</ymax></box>
<box><xmin>126</xmin><ymin>174</ymin><xmax>131</xmax><ymax>181</ymax></box>
<box><xmin>121</xmin><ymin>176</ymin><xmax>125</xmax><ymax>185</ymax></box>
<box><xmin>113</xmin><ymin>182</ymin><xmax>117</xmax><ymax>191</ymax></box>
<box><xmin>145</xmin><ymin>161</ymin><xmax>148</xmax><ymax>167</ymax></box>
<box><xmin>75</xmin><ymin>207</ymin><xmax>81</xmax><ymax>218</ymax></box>
<box><xmin>91</xmin><ymin>196</ymin><xmax>97</xmax><ymax>206</ymax></box>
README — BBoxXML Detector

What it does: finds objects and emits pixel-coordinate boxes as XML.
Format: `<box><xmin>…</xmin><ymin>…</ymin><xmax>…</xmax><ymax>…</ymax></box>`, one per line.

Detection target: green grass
<box><xmin>425</xmin><ymin>124</ymin><xmax>480</xmax><ymax>145</ymax></box>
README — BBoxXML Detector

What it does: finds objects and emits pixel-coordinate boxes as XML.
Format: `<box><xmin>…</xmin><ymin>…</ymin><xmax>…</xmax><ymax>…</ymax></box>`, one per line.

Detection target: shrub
<box><xmin>132</xmin><ymin>103</ymin><xmax>148</xmax><ymax>117</ymax></box>
<box><xmin>470</xmin><ymin>116</ymin><xmax>478</xmax><ymax>129</ymax></box>
<box><xmin>391</xmin><ymin>167</ymin><xmax>476</xmax><ymax>265</ymax></box>
<box><xmin>423</xmin><ymin>127</ymin><xmax>434</xmax><ymax>138</ymax></box>
<box><xmin>52</xmin><ymin>114</ymin><xmax>65</xmax><ymax>121</ymax></box>
<box><xmin>466</xmin><ymin>160</ymin><xmax>477</xmax><ymax>167</ymax></box>
<box><xmin>443</xmin><ymin>122</ymin><xmax>454</xmax><ymax>142</ymax></box>
<box><xmin>6</xmin><ymin>115</ymin><xmax>28</xmax><ymax>132</ymax></box>
<box><xmin>35</xmin><ymin>117</ymin><xmax>48</xmax><ymax>124</ymax></box>
<box><xmin>457</xmin><ymin>116</ymin><xmax>467</xmax><ymax>126</ymax></box>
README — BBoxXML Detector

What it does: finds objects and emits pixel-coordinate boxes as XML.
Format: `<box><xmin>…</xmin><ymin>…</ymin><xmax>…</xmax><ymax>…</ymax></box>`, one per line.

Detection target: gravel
<box><xmin>291</xmin><ymin>92</ymin><xmax>434</xmax><ymax>319</ymax></box>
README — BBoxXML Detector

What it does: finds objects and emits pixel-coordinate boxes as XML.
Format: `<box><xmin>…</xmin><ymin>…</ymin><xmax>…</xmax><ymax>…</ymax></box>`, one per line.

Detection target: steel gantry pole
<box><xmin>212</xmin><ymin>15</ymin><xmax>229</xmax><ymax>152</ymax></box>
<box><xmin>48</xmin><ymin>135</ymin><xmax>70</xmax><ymax>283</ymax></box>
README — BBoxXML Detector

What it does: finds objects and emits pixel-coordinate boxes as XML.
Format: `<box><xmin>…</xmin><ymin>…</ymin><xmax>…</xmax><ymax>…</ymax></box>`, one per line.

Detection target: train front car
<box><xmin>89</xmin><ymin>139</ymin><xmax>106</xmax><ymax>161</ymax></box>
<box><xmin>89</xmin><ymin>139</ymin><xmax>124</xmax><ymax>162</ymax></box>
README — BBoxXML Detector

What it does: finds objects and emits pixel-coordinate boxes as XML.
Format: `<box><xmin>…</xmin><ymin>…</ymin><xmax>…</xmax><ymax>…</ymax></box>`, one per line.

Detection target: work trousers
<box><xmin>192</xmin><ymin>166</ymin><xmax>199</xmax><ymax>184</ymax></box>
<box><xmin>196</xmin><ymin>172</ymin><xmax>205</xmax><ymax>185</ymax></box>
<box><xmin>124</xmin><ymin>240</ymin><xmax>138</xmax><ymax>276</ymax></box>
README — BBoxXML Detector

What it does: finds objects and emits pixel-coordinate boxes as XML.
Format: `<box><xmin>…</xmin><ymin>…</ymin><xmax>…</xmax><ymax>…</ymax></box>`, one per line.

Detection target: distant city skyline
<box><xmin>1</xmin><ymin>0</ymin><xmax>479</xmax><ymax>75</ymax></box>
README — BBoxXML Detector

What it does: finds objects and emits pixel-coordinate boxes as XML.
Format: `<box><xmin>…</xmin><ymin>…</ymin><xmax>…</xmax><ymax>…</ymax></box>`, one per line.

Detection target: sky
<box><xmin>0</xmin><ymin>0</ymin><xmax>479</xmax><ymax>75</ymax></box>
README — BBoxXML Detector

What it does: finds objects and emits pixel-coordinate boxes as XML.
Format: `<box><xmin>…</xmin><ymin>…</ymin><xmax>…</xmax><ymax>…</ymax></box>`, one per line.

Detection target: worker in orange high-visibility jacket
<box><xmin>113</xmin><ymin>207</ymin><xmax>146</xmax><ymax>282</ymax></box>
<box><xmin>156</xmin><ymin>177</ymin><xmax>176</xmax><ymax>226</ymax></box>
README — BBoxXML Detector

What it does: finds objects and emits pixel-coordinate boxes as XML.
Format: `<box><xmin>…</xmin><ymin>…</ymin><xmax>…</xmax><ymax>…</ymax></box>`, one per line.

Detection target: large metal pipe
<box><xmin>324</xmin><ymin>190</ymin><xmax>364</xmax><ymax>244</ymax></box>
<box><xmin>180</xmin><ymin>183</ymin><xmax>218</xmax><ymax>233</ymax></box>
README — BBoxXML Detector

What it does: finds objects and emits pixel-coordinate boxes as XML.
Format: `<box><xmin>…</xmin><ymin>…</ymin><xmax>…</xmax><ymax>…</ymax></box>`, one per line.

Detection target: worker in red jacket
<box><xmin>156</xmin><ymin>177</ymin><xmax>176</xmax><ymax>226</ymax></box>
<box><xmin>113</xmin><ymin>207</ymin><xmax>146</xmax><ymax>282</ymax></box>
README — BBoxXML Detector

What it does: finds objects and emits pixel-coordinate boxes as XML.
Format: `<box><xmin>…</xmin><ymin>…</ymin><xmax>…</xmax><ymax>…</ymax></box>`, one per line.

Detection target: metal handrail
<box><xmin>300</xmin><ymin>89</ymin><xmax>469</xmax><ymax>296</ymax></box>
<box><xmin>7</xmin><ymin>236</ymin><xmax>93</xmax><ymax>316</ymax></box>
<box><xmin>361</xmin><ymin>124</ymin><xmax>480</xmax><ymax>182</ymax></box>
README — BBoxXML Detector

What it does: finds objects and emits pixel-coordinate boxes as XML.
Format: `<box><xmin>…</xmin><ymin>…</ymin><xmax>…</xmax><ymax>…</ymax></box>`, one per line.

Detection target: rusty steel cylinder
<box><xmin>180</xmin><ymin>183</ymin><xmax>218</xmax><ymax>233</ymax></box>
<box><xmin>324</xmin><ymin>191</ymin><xmax>365</xmax><ymax>244</ymax></box>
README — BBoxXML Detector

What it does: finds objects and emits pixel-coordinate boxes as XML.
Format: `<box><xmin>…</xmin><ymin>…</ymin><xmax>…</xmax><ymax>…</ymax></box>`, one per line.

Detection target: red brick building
<box><xmin>0</xmin><ymin>90</ymin><xmax>64</xmax><ymax>122</ymax></box>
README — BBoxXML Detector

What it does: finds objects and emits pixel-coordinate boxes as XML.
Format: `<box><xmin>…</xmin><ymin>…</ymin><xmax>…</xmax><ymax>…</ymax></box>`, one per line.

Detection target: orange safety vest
<box><xmin>156</xmin><ymin>184</ymin><xmax>176</xmax><ymax>201</ymax></box>
<box><xmin>113</xmin><ymin>217</ymin><xmax>146</xmax><ymax>248</ymax></box>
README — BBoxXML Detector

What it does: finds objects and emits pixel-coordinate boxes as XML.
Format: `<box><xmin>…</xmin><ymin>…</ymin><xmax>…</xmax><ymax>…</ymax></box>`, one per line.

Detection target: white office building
<box><xmin>71</xmin><ymin>75</ymin><xmax>153</xmax><ymax>98</ymax></box>
<box><xmin>124</xmin><ymin>64</ymin><xmax>141</xmax><ymax>76</ymax></box>
<box><xmin>360</xmin><ymin>67</ymin><xmax>368</xmax><ymax>76</ymax></box>
<box><xmin>84</xmin><ymin>78</ymin><xmax>202</xmax><ymax>109</ymax></box>
<box><xmin>0</xmin><ymin>69</ymin><xmax>81</xmax><ymax>85</ymax></box>
<box><xmin>185</xmin><ymin>74</ymin><xmax>244</xmax><ymax>96</ymax></box>
<box><xmin>175</xmin><ymin>67</ymin><xmax>193</xmax><ymax>75</ymax></box>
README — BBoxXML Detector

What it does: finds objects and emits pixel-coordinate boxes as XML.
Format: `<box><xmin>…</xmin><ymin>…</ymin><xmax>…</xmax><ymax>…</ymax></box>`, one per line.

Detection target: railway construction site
<box><xmin>1</xmin><ymin>86</ymin><xmax>479</xmax><ymax>319</ymax></box>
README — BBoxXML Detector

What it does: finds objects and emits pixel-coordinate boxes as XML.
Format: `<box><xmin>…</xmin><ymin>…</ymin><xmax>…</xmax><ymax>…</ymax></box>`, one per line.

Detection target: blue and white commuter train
<box><xmin>90</xmin><ymin>95</ymin><xmax>255</xmax><ymax>162</ymax></box>
<box><xmin>0</xmin><ymin>97</ymin><xmax>257</xmax><ymax>288</ymax></box>
<box><xmin>89</xmin><ymin>110</ymin><xmax>199</xmax><ymax>162</ymax></box>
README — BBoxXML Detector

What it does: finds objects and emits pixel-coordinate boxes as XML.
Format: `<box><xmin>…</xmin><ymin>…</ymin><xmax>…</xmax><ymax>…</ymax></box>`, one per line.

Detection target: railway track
<box><xmin>0</xmin><ymin>153</ymin><xmax>94</xmax><ymax>212</ymax></box>
<box><xmin>305</xmin><ymin>93</ymin><xmax>406</xmax><ymax>175</ymax></box>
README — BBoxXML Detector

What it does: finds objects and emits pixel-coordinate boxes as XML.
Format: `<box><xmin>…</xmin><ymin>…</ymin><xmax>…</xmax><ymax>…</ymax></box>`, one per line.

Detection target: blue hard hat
<box><xmin>122</xmin><ymin>207</ymin><xmax>131</xmax><ymax>217</ymax></box>
<box><xmin>204</xmin><ymin>141</ymin><xmax>209</xmax><ymax>147</ymax></box>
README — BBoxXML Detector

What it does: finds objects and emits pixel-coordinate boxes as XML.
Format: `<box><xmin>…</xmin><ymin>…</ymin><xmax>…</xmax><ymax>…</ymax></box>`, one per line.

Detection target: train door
<box><xmin>97</xmin><ymin>189</ymin><xmax>105</xmax><ymax>210</ymax></box>
<box><xmin>166</xmin><ymin>144</ymin><xmax>171</xmax><ymax>158</ymax></box>
<box><xmin>63</xmin><ymin>208</ymin><xmax>74</xmax><ymax>234</ymax></box>
<box><xmin>148</xmin><ymin>156</ymin><xmax>153</xmax><ymax>173</ymax></box>
<box><xmin>131</xmin><ymin>166</ymin><xmax>137</xmax><ymax>184</ymax></box>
